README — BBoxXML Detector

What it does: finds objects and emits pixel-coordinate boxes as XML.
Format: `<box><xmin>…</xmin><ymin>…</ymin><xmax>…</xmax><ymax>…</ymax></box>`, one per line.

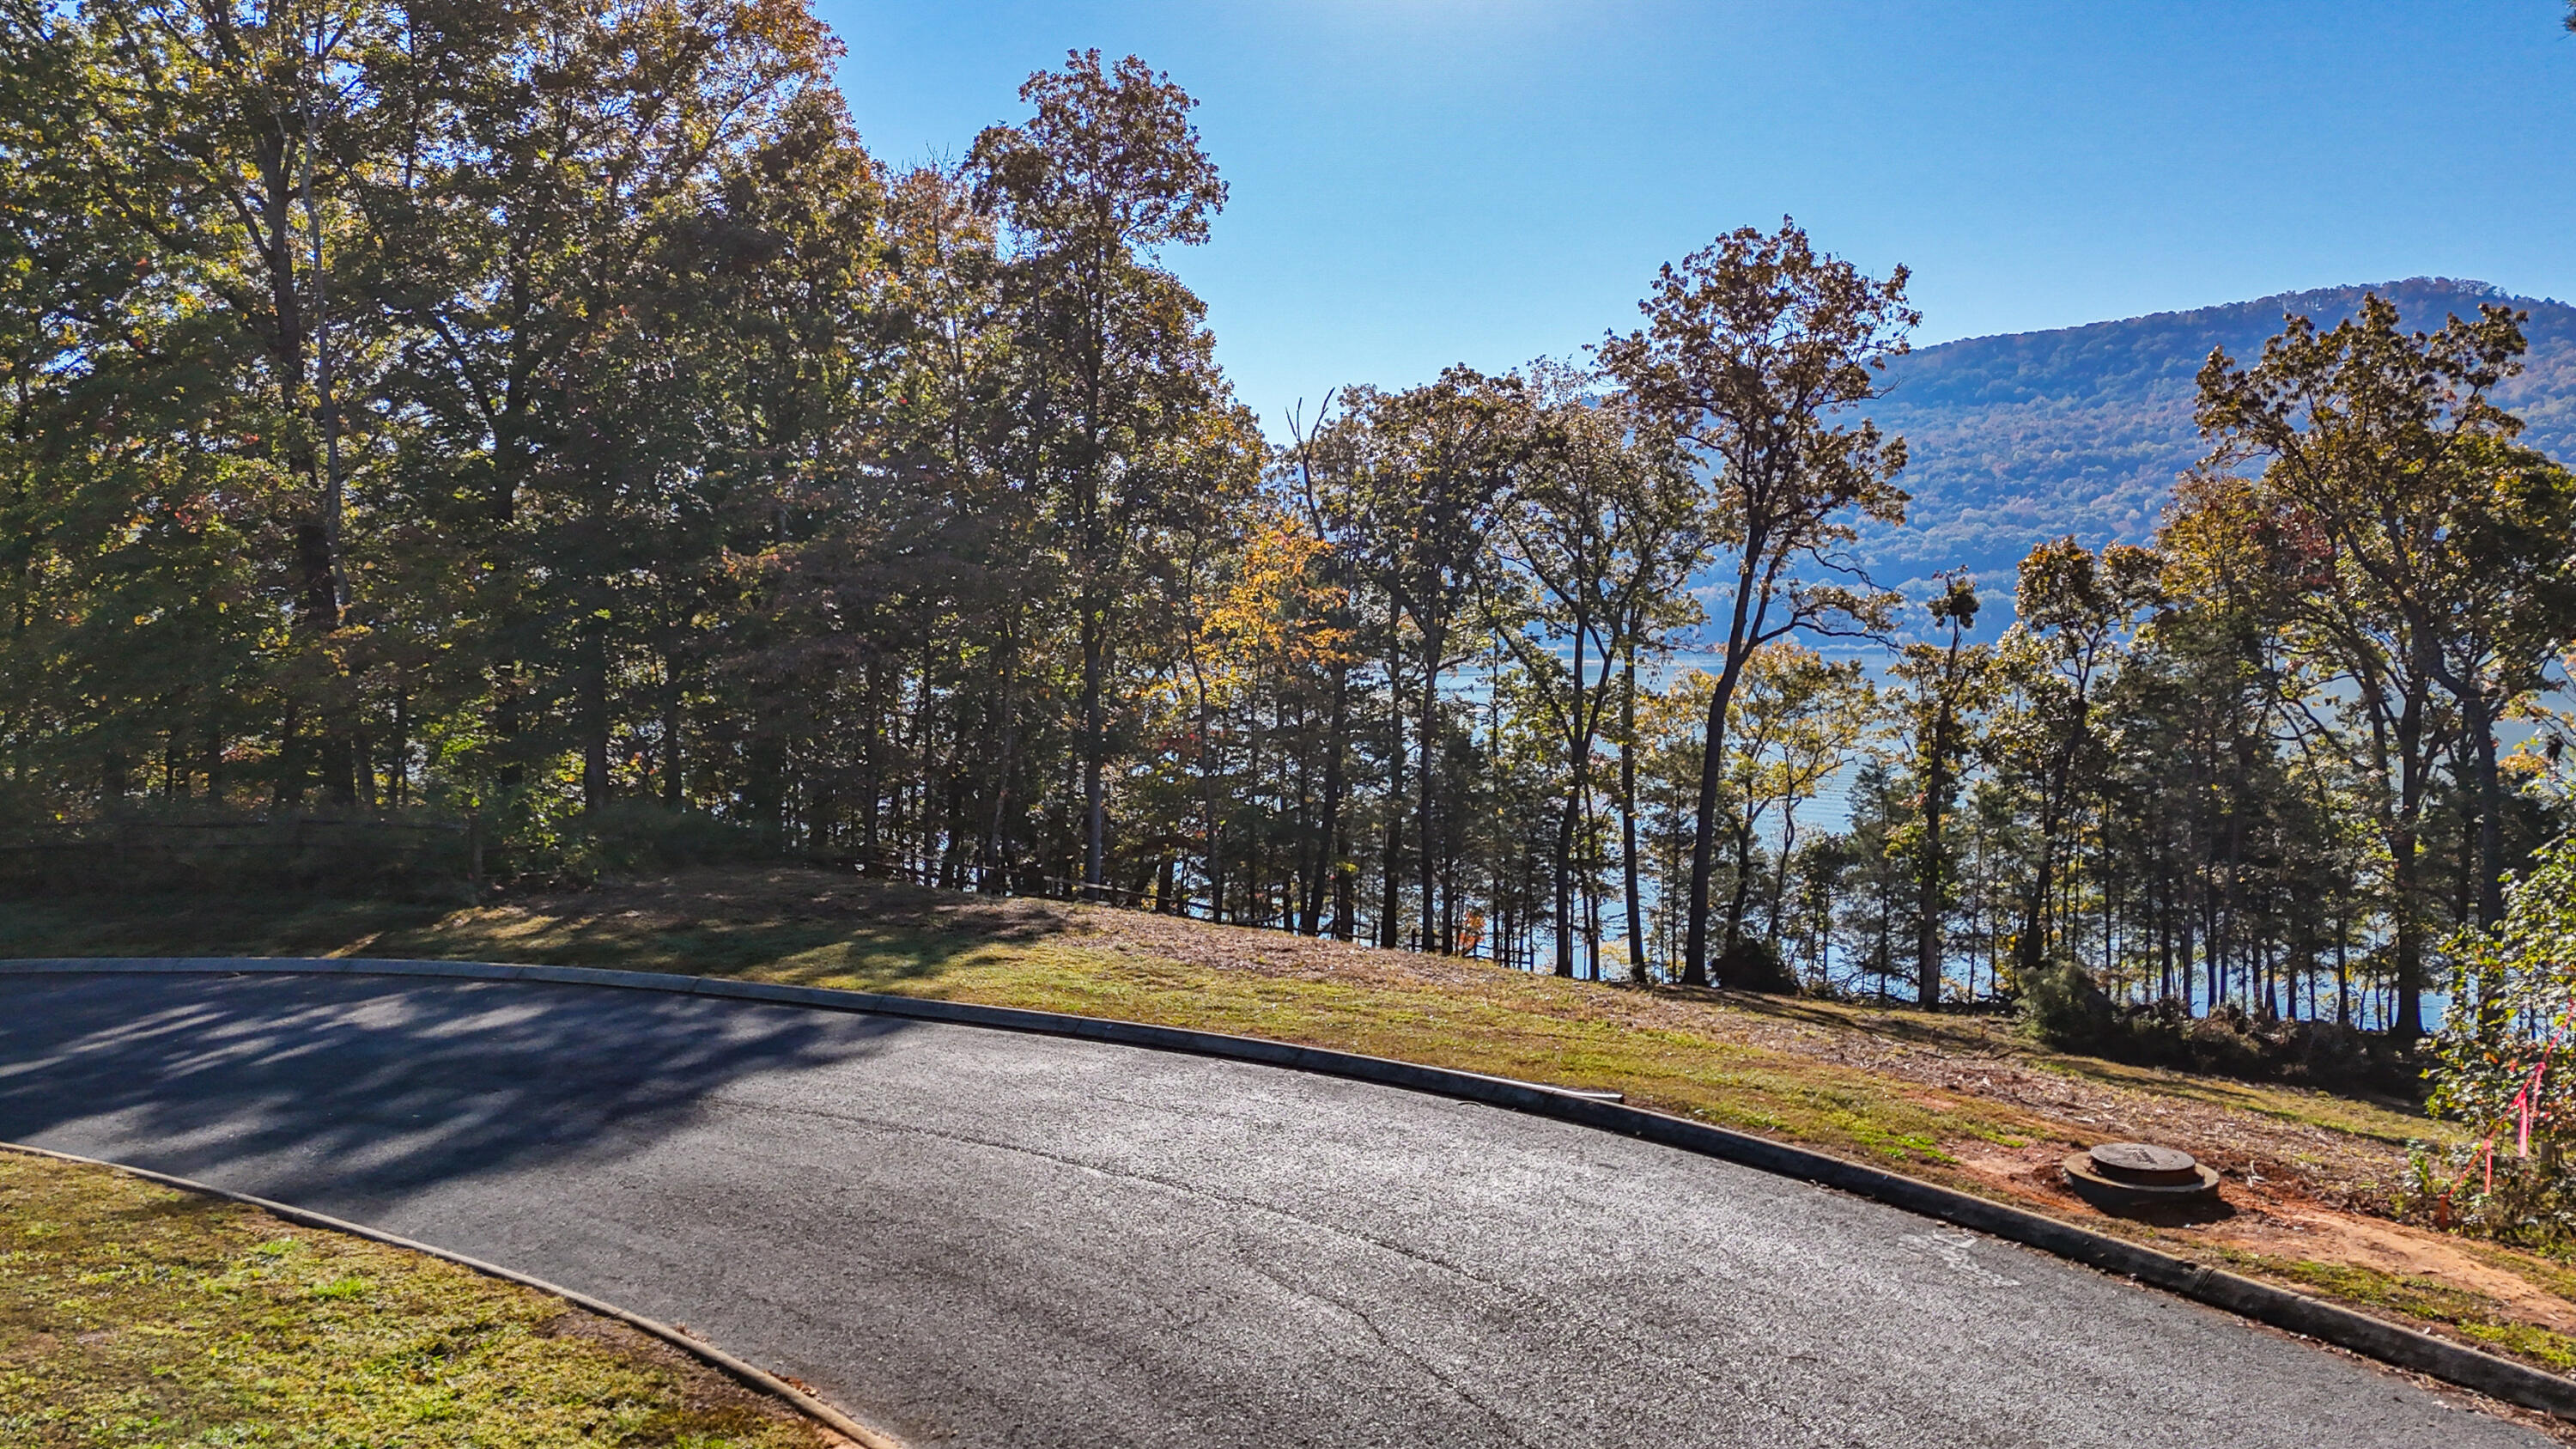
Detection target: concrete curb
<box><xmin>0</xmin><ymin>1137</ymin><xmax>902</xmax><ymax>1448</ymax></box>
<box><xmin>9</xmin><ymin>955</ymin><xmax>2573</xmax><ymax>1422</ymax></box>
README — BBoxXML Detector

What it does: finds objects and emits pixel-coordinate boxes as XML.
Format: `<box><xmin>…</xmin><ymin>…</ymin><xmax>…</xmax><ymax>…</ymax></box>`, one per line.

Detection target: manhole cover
<box><xmin>2063</xmin><ymin>1140</ymin><xmax>2221</xmax><ymax>1213</ymax></box>
<box><xmin>2090</xmin><ymin>1142</ymin><xmax>2200</xmax><ymax>1185</ymax></box>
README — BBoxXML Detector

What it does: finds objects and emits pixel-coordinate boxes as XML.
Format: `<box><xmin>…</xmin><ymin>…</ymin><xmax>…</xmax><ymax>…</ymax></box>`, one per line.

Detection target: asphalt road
<box><xmin>0</xmin><ymin>971</ymin><xmax>2547</xmax><ymax>1448</ymax></box>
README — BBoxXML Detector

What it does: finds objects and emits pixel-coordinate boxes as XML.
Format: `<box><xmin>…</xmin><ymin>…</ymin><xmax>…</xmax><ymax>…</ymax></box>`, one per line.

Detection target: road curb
<box><xmin>0</xmin><ymin>1137</ymin><xmax>902</xmax><ymax>1448</ymax></box>
<box><xmin>9</xmin><ymin>954</ymin><xmax>2573</xmax><ymax>1422</ymax></box>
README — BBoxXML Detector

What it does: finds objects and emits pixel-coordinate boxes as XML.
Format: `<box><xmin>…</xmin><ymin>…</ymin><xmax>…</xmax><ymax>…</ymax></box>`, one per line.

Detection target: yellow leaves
<box><xmin>1189</xmin><ymin>510</ymin><xmax>1354</xmax><ymax>682</ymax></box>
<box><xmin>1636</xmin><ymin>667</ymin><xmax>1716</xmax><ymax>746</ymax></box>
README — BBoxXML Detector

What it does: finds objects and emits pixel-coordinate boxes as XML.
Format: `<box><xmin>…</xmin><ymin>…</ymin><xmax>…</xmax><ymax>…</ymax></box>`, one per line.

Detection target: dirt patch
<box><xmin>2209</xmin><ymin>1209</ymin><xmax>2576</xmax><ymax>1330</ymax></box>
<box><xmin>1942</xmin><ymin>1135</ymin><xmax>2576</xmax><ymax>1349</ymax></box>
<box><xmin>1949</xmin><ymin>1139</ymin><xmax>2504</xmax><ymax>1271</ymax></box>
<box><xmin>1805</xmin><ymin>1032</ymin><xmax>2421</xmax><ymax>1211</ymax></box>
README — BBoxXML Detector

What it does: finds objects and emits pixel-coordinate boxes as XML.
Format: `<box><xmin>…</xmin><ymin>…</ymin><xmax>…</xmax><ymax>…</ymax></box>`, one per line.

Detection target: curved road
<box><xmin>0</xmin><ymin>971</ymin><xmax>2545</xmax><ymax>1448</ymax></box>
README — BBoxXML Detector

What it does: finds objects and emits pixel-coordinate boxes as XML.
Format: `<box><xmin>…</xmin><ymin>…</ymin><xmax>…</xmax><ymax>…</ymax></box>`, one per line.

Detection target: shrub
<box><xmin>2019</xmin><ymin>955</ymin><xmax>2397</xmax><ymax>1087</ymax></box>
<box><xmin>2017</xmin><ymin>953</ymin><xmax>2123</xmax><ymax>1052</ymax></box>
<box><xmin>555</xmin><ymin>801</ymin><xmax>760</xmax><ymax>881</ymax></box>
<box><xmin>1716</xmin><ymin>936</ymin><xmax>1801</xmax><ymax>994</ymax></box>
<box><xmin>2409</xmin><ymin>827</ymin><xmax>2576</xmax><ymax>1246</ymax></box>
<box><xmin>0</xmin><ymin>804</ymin><xmax>472</xmax><ymax>899</ymax></box>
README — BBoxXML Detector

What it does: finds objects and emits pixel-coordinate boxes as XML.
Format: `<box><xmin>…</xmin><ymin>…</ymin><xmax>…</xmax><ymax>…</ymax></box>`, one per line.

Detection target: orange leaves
<box><xmin>1203</xmin><ymin>514</ymin><xmax>1352</xmax><ymax>675</ymax></box>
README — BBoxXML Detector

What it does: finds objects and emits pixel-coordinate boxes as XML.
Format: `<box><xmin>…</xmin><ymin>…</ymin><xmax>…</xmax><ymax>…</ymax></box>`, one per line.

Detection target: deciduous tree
<box><xmin>1599</xmin><ymin>219</ymin><xmax>1913</xmax><ymax>987</ymax></box>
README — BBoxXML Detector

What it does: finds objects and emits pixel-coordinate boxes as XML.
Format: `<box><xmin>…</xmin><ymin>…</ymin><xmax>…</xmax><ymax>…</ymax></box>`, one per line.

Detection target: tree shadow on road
<box><xmin>0</xmin><ymin>971</ymin><xmax>917</xmax><ymax>1213</ymax></box>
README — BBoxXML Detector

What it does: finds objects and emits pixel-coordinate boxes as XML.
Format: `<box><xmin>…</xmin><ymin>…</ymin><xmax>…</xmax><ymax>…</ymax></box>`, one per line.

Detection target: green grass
<box><xmin>0</xmin><ymin>878</ymin><xmax>2464</xmax><ymax>1178</ymax></box>
<box><xmin>2213</xmin><ymin>1249</ymin><xmax>2576</xmax><ymax>1373</ymax></box>
<box><xmin>6</xmin><ymin>873</ymin><xmax>2567</xmax><ymax>1379</ymax></box>
<box><xmin>354</xmin><ymin>894</ymin><xmax>2057</xmax><ymax>1171</ymax></box>
<box><xmin>0</xmin><ymin>1150</ymin><xmax>823</xmax><ymax>1448</ymax></box>
<box><xmin>0</xmin><ymin>880</ymin><xmax>2439</xmax><ymax>1176</ymax></box>
<box><xmin>0</xmin><ymin>884</ymin><xmax>2050</xmax><ymax>1169</ymax></box>
<box><xmin>1718</xmin><ymin>993</ymin><xmax>2439</xmax><ymax>1147</ymax></box>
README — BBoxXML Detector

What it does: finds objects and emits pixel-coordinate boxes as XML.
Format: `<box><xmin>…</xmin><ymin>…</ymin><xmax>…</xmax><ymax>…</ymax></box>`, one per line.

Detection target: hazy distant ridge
<box><xmin>1861</xmin><ymin>277</ymin><xmax>2576</xmax><ymax>594</ymax></box>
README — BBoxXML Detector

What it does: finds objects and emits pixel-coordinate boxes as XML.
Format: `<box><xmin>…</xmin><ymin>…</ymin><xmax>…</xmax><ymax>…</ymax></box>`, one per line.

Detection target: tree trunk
<box><xmin>389</xmin><ymin>689</ymin><xmax>409</xmax><ymax>808</ymax></box>
<box><xmin>1418</xmin><ymin>635</ymin><xmax>1443</xmax><ymax>953</ymax></box>
<box><xmin>2391</xmin><ymin>822</ymin><xmax>2426</xmax><ymax>1038</ymax></box>
<box><xmin>1724</xmin><ymin>818</ymin><xmax>1759</xmax><ymax>951</ymax></box>
<box><xmin>1082</xmin><ymin>605</ymin><xmax>1107</xmax><ymax>898</ymax></box>
<box><xmin>860</xmin><ymin>656</ymin><xmax>888</xmax><ymax>868</ymax></box>
<box><xmin>1198</xmin><ymin>672</ymin><xmax>1224</xmax><ymax>922</ymax></box>
<box><xmin>1682</xmin><ymin>659</ymin><xmax>1750</xmax><ymax>987</ymax></box>
<box><xmin>2385</xmin><ymin>667</ymin><xmax>2434</xmax><ymax>1038</ymax></box>
<box><xmin>580</xmin><ymin>624</ymin><xmax>611</xmax><ymax>813</ymax></box>
<box><xmin>2470</xmin><ymin>693</ymin><xmax>2507</xmax><ymax>928</ymax></box>
<box><xmin>1303</xmin><ymin>664</ymin><xmax>1348</xmax><ymax>935</ymax></box>
<box><xmin>1621</xmin><ymin>654</ymin><xmax>1644</xmax><ymax>980</ymax></box>
<box><xmin>1553</xmin><ymin>797</ymin><xmax>1576</xmax><ymax>977</ymax></box>
<box><xmin>294</xmin><ymin>520</ymin><xmax>351</xmax><ymax>803</ymax></box>
<box><xmin>1334</xmin><ymin>855</ymin><xmax>1354</xmax><ymax>942</ymax></box>
<box><xmin>659</xmin><ymin>672</ymin><xmax>684</xmax><ymax>807</ymax></box>
<box><xmin>2015</xmin><ymin>795</ymin><xmax>2063</xmax><ymax>982</ymax></box>
<box><xmin>1917</xmin><ymin>710</ymin><xmax>1950</xmax><ymax>1011</ymax></box>
<box><xmin>2336</xmin><ymin>916</ymin><xmax>2350</xmax><ymax>1027</ymax></box>
<box><xmin>274</xmin><ymin>702</ymin><xmax>304</xmax><ymax>807</ymax></box>
<box><xmin>494</xmin><ymin>659</ymin><xmax>525</xmax><ymax>791</ymax></box>
<box><xmin>983</xmin><ymin>621</ymin><xmax>1020</xmax><ymax>892</ymax></box>
<box><xmin>1381</xmin><ymin>655</ymin><xmax>1405</xmax><ymax>949</ymax></box>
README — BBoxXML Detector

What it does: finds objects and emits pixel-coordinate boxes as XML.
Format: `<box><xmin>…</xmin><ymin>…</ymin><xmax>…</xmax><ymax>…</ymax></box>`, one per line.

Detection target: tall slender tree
<box><xmin>1599</xmin><ymin>220</ymin><xmax>1913</xmax><ymax>988</ymax></box>
<box><xmin>1318</xmin><ymin>368</ymin><xmax>1522</xmax><ymax>951</ymax></box>
<box><xmin>971</xmin><ymin>50</ymin><xmax>1229</xmax><ymax>899</ymax></box>
<box><xmin>1489</xmin><ymin>365</ymin><xmax>1701</xmax><ymax>977</ymax></box>
<box><xmin>1887</xmin><ymin>574</ymin><xmax>1993</xmax><ymax>1008</ymax></box>
<box><xmin>1996</xmin><ymin>539</ymin><xmax>2160</xmax><ymax>982</ymax></box>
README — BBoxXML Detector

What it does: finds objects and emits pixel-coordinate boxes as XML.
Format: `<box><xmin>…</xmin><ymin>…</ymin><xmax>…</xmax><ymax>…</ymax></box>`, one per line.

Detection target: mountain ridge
<box><xmin>1859</xmin><ymin>277</ymin><xmax>2576</xmax><ymax>595</ymax></box>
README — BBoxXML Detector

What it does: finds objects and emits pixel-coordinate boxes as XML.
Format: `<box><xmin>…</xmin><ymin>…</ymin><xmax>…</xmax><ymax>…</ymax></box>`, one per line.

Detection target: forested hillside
<box><xmin>1868</xmin><ymin>279</ymin><xmax>2576</xmax><ymax>595</ymax></box>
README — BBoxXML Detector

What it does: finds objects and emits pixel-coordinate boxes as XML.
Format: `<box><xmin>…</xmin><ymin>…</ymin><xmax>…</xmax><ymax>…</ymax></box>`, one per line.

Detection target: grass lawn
<box><xmin>3</xmin><ymin>865</ymin><xmax>2573</xmax><ymax>1385</ymax></box>
<box><xmin>0</xmin><ymin>875</ymin><xmax>2432</xmax><ymax>1176</ymax></box>
<box><xmin>0</xmin><ymin>1148</ymin><xmax>829</xmax><ymax>1448</ymax></box>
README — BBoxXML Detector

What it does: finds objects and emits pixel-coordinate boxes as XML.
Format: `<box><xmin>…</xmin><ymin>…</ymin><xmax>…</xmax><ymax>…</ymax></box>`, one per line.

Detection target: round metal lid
<box><xmin>2089</xmin><ymin>1142</ymin><xmax>2202</xmax><ymax>1186</ymax></box>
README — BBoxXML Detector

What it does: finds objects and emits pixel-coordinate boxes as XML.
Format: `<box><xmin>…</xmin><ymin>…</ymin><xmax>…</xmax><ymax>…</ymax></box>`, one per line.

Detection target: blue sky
<box><xmin>818</xmin><ymin>1</ymin><xmax>2576</xmax><ymax>434</ymax></box>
